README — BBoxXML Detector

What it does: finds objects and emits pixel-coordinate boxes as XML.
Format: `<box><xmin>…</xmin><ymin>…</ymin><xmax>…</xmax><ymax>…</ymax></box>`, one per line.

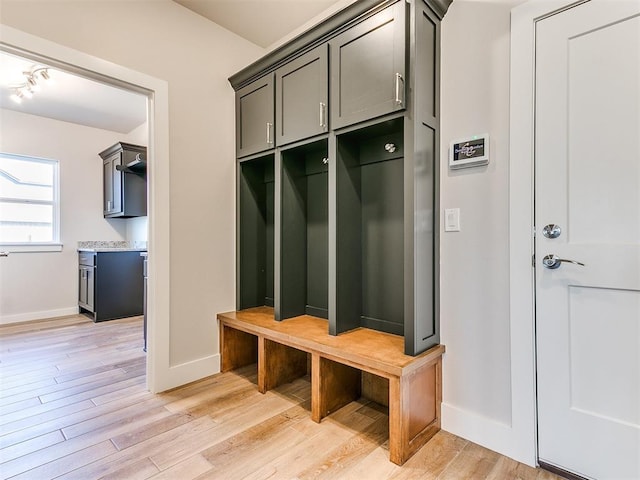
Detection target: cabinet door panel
<box><xmin>330</xmin><ymin>1</ymin><xmax>406</xmax><ymax>129</ymax></box>
<box><xmin>111</xmin><ymin>156</ymin><xmax>122</xmax><ymax>215</ymax></box>
<box><xmin>276</xmin><ymin>45</ymin><xmax>329</xmax><ymax>145</ymax></box>
<box><xmin>79</xmin><ymin>267</ymin><xmax>87</xmax><ymax>306</ymax></box>
<box><xmin>236</xmin><ymin>74</ymin><xmax>275</xmax><ymax>158</ymax></box>
<box><xmin>86</xmin><ymin>267</ymin><xmax>95</xmax><ymax>312</ymax></box>
<box><xmin>103</xmin><ymin>160</ymin><xmax>113</xmax><ymax>215</ymax></box>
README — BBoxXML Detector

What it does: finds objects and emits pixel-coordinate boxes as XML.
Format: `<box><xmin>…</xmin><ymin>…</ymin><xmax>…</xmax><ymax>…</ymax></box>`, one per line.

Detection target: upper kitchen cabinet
<box><xmin>275</xmin><ymin>45</ymin><xmax>329</xmax><ymax>146</ymax></box>
<box><xmin>236</xmin><ymin>74</ymin><xmax>275</xmax><ymax>158</ymax></box>
<box><xmin>329</xmin><ymin>1</ymin><xmax>406</xmax><ymax>129</ymax></box>
<box><xmin>99</xmin><ymin>142</ymin><xmax>147</xmax><ymax>218</ymax></box>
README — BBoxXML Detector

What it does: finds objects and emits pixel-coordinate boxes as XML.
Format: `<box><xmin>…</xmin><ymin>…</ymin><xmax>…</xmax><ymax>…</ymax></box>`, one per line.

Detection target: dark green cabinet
<box><xmin>275</xmin><ymin>45</ymin><xmax>329</xmax><ymax>146</ymax></box>
<box><xmin>99</xmin><ymin>142</ymin><xmax>147</xmax><ymax>218</ymax></box>
<box><xmin>329</xmin><ymin>1</ymin><xmax>406</xmax><ymax>129</ymax></box>
<box><xmin>236</xmin><ymin>74</ymin><xmax>275</xmax><ymax>158</ymax></box>
<box><xmin>230</xmin><ymin>0</ymin><xmax>450</xmax><ymax>355</ymax></box>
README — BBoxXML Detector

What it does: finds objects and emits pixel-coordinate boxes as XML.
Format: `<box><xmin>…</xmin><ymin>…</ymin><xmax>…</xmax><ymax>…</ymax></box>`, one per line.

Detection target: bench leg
<box><xmin>311</xmin><ymin>354</ymin><xmax>361</xmax><ymax>422</ymax></box>
<box><xmin>258</xmin><ymin>337</ymin><xmax>308</xmax><ymax>394</ymax></box>
<box><xmin>388</xmin><ymin>357</ymin><xmax>442</xmax><ymax>465</ymax></box>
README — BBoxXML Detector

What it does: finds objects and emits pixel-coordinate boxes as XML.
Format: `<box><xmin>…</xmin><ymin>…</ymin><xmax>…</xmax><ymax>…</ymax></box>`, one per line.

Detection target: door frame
<box><xmin>509</xmin><ymin>0</ymin><xmax>590</xmax><ymax>467</ymax></box>
<box><xmin>0</xmin><ymin>25</ymin><xmax>171</xmax><ymax>393</ymax></box>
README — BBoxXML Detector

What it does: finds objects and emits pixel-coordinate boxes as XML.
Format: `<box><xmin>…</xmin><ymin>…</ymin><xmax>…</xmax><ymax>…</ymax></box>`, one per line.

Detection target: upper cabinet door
<box><xmin>330</xmin><ymin>1</ymin><xmax>406</xmax><ymax>130</ymax></box>
<box><xmin>236</xmin><ymin>74</ymin><xmax>275</xmax><ymax>158</ymax></box>
<box><xmin>275</xmin><ymin>45</ymin><xmax>329</xmax><ymax>146</ymax></box>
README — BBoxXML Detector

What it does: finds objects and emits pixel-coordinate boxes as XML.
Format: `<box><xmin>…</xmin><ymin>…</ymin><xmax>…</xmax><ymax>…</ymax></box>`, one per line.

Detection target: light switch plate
<box><xmin>444</xmin><ymin>208</ymin><xmax>460</xmax><ymax>232</ymax></box>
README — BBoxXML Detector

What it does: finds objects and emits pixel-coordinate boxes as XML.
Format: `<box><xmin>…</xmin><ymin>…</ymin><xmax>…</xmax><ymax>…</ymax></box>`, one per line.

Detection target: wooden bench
<box><xmin>217</xmin><ymin>307</ymin><xmax>445</xmax><ymax>465</ymax></box>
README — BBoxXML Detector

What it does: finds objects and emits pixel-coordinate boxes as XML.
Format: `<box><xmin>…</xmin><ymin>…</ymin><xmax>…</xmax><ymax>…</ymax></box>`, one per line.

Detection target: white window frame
<box><xmin>0</xmin><ymin>152</ymin><xmax>62</xmax><ymax>253</ymax></box>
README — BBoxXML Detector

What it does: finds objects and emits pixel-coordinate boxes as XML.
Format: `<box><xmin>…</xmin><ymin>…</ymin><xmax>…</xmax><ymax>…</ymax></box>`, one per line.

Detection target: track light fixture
<box><xmin>9</xmin><ymin>66</ymin><xmax>53</xmax><ymax>104</ymax></box>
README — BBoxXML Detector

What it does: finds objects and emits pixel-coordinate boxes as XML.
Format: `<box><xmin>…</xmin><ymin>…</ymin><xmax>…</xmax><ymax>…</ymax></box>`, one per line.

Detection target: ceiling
<box><xmin>174</xmin><ymin>0</ymin><xmax>343</xmax><ymax>48</ymax></box>
<box><xmin>0</xmin><ymin>1</ymin><xmax>344</xmax><ymax>132</ymax></box>
<box><xmin>0</xmin><ymin>51</ymin><xmax>147</xmax><ymax>134</ymax></box>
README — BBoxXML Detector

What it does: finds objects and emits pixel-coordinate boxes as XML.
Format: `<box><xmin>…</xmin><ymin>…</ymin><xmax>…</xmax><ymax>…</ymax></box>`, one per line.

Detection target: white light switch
<box><xmin>444</xmin><ymin>208</ymin><xmax>460</xmax><ymax>232</ymax></box>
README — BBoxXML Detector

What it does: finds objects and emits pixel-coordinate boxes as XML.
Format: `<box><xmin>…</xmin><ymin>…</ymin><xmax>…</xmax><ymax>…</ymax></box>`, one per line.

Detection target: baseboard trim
<box><xmin>442</xmin><ymin>402</ymin><xmax>536</xmax><ymax>467</ymax></box>
<box><xmin>0</xmin><ymin>307</ymin><xmax>80</xmax><ymax>325</ymax></box>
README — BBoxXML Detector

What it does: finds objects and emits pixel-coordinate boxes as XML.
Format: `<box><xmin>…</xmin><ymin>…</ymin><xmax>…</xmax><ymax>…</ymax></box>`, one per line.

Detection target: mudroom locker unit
<box><xmin>231</xmin><ymin>0</ymin><xmax>450</xmax><ymax>356</ymax></box>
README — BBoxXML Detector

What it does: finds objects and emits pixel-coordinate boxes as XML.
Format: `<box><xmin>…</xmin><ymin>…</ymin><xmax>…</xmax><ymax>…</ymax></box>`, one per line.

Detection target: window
<box><xmin>0</xmin><ymin>153</ymin><xmax>60</xmax><ymax>250</ymax></box>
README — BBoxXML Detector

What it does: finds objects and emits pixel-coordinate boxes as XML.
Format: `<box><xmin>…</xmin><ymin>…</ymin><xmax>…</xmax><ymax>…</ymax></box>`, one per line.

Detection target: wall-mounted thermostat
<box><xmin>449</xmin><ymin>134</ymin><xmax>489</xmax><ymax>169</ymax></box>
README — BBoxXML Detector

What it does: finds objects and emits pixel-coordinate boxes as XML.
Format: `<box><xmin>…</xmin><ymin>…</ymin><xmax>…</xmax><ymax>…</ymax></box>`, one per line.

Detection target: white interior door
<box><xmin>535</xmin><ymin>1</ymin><xmax>640</xmax><ymax>479</ymax></box>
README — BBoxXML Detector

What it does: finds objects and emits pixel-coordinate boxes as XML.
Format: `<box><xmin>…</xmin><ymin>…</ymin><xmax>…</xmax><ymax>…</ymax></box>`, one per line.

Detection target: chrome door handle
<box><xmin>0</xmin><ymin>251</ymin><xmax>9</xmax><ymax>257</ymax></box>
<box><xmin>319</xmin><ymin>102</ymin><xmax>327</xmax><ymax>130</ymax></box>
<box><xmin>266</xmin><ymin>122</ymin><xmax>273</xmax><ymax>145</ymax></box>
<box><xmin>394</xmin><ymin>72</ymin><xmax>404</xmax><ymax>106</ymax></box>
<box><xmin>542</xmin><ymin>254</ymin><xmax>585</xmax><ymax>269</ymax></box>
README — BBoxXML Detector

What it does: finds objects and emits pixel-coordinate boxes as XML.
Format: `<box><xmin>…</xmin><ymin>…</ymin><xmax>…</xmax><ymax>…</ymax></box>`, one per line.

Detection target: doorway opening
<box><xmin>0</xmin><ymin>31</ymin><xmax>171</xmax><ymax>393</ymax></box>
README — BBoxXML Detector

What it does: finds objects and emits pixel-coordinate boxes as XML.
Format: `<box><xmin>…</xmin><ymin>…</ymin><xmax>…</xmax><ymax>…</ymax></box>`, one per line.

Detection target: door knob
<box><xmin>542</xmin><ymin>254</ymin><xmax>585</xmax><ymax>269</ymax></box>
<box><xmin>542</xmin><ymin>224</ymin><xmax>561</xmax><ymax>239</ymax></box>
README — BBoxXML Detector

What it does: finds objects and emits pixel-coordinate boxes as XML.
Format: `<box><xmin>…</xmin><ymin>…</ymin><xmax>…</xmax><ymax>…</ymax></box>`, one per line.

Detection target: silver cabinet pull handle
<box><xmin>266</xmin><ymin>122</ymin><xmax>273</xmax><ymax>145</ymax></box>
<box><xmin>395</xmin><ymin>72</ymin><xmax>404</xmax><ymax>106</ymax></box>
<box><xmin>542</xmin><ymin>254</ymin><xmax>585</xmax><ymax>269</ymax></box>
<box><xmin>319</xmin><ymin>102</ymin><xmax>327</xmax><ymax>130</ymax></box>
<box><xmin>0</xmin><ymin>251</ymin><xmax>9</xmax><ymax>257</ymax></box>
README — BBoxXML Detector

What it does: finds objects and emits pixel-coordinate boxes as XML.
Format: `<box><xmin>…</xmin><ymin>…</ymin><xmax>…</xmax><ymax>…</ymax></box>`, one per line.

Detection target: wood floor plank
<box><xmin>0</xmin><ymin>314</ymin><xmax>565</xmax><ymax>480</ymax></box>
<box><xmin>0</xmin><ymin>430</ymin><xmax>65</xmax><ymax>464</ymax></box>
<box><xmin>98</xmin><ymin>457</ymin><xmax>160</xmax><ymax>480</ymax></box>
<box><xmin>389</xmin><ymin>430</ymin><xmax>468</xmax><ymax>480</ymax></box>
<box><xmin>147</xmin><ymin>454</ymin><xmax>212</xmax><ymax>479</ymax></box>
<box><xmin>55</xmin><ymin>416</ymin><xmax>220</xmax><ymax>480</ymax></box>
<box><xmin>436</xmin><ymin>442</ymin><xmax>502</xmax><ymax>480</ymax></box>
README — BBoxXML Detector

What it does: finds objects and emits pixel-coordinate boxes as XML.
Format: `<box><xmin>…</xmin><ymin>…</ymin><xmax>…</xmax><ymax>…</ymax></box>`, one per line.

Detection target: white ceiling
<box><xmin>174</xmin><ymin>0</ymin><xmax>342</xmax><ymax>48</ymax></box>
<box><xmin>0</xmin><ymin>51</ymin><xmax>147</xmax><ymax>134</ymax></box>
<box><xmin>0</xmin><ymin>1</ymin><xmax>344</xmax><ymax>132</ymax></box>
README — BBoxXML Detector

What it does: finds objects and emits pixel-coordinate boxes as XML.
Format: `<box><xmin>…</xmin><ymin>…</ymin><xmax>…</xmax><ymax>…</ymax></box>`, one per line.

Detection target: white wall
<box><xmin>0</xmin><ymin>0</ymin><xmax>263</xmax><ymax>384</ymax></box>
<box><xmin>0</xmin><ymin>108</ymin><xmax>139</xmax><ymax>323</ymax></box>
<box><xmin>439</xmin><ymin>0</ymin><xmax>533</xmax><ymax>465</ymax></box>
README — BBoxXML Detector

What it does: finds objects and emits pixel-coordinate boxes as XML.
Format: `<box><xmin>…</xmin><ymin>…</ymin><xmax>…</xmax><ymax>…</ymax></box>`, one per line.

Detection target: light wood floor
<box><xmin>0</xmin><ymin>315</ymin><xmax>564</xmax><ymax>480</ymax></box>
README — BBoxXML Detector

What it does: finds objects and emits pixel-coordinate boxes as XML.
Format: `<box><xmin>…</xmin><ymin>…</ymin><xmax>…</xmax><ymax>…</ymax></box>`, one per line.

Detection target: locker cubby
<box><xmin>238</xmin><ymin>154</ymin><xmax>275</xmax><ymax>310</ymax></box>
<box><xmin>334</xmin><ymin>118</ymin><xmax>404</xmax><ymax>336</ymax></box>
<box><xmin>279</xmin><ymin>139</ymin><xmax>329</xmax><ymax>320</ymax></box>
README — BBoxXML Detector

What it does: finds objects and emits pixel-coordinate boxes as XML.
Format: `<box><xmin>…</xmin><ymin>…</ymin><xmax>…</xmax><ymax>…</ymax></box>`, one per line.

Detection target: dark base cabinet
<box><xmin>78</xmin><ymin>251</ymin><xmax>145</xmax><ymax>322</ymax></box>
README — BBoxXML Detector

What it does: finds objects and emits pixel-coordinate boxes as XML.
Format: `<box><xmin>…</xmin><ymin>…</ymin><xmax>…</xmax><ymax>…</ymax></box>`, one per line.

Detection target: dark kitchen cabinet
<box><xmin>99</xmin><ymin>142</ymin><xmax>147</xmax><ymax>218</ymax></box>
<box><xmin>236</xmin><ymin>74</ymin><xmax>275</xmax><ymax>158</ymax></box>
<box><xmin>275</xmin><ymin>45</ymin><xmax>329</xmax><ymax>146</ymax></box>
<box><xmin>229</xmin><ymin>0</ymin><xmax>449</xmax><ymax>355</ymax></box>
<box><xmin>78</xmin><ymin>264</ymin><xmax>94</xmax><ymax>312</ymax></box>
<box><xmin>329</xmin><ymin>1</ymin><xmax>406</xmax><ymax>129</ymax></box>
<box><xmin>78</xmin><ymin>251</ymin><xmax>145</xmax><ymax>322</ymax></box>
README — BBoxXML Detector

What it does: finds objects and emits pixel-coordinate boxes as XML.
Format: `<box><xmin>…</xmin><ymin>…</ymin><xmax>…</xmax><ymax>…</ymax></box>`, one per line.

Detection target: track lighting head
<box><xmin>10</xmin><ymin>90</ymin><xmax>24</xmax><ymax>104</ymax></box>
<box><xmin>8</xmin><ymin>66</ymin><xmax>52</xmax><ymax>104</ymax></box>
